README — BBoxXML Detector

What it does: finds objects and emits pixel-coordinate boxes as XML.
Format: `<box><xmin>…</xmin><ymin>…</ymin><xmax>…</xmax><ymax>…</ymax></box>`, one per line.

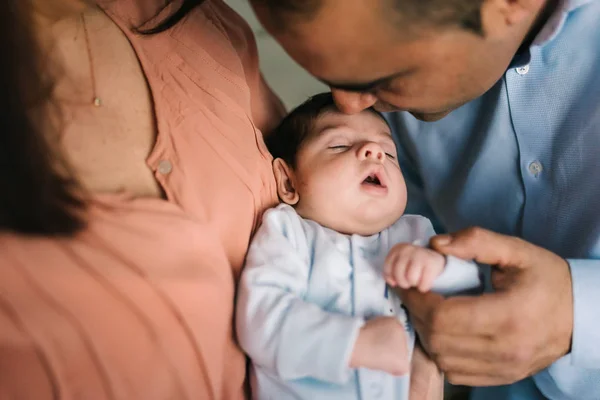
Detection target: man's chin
<box><xmin>409</xmin><ymin>110</ymin><xmax>452</xmax><ymax>122</ymax></box>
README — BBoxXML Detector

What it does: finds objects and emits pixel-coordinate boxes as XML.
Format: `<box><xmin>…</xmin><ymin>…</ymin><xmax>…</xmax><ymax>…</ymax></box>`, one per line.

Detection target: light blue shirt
<box><xmin>236</xmin><ymin>204</ymin><xmax>480</xmax><ymax>400</ymax></box>
<box><xmin>386</xmin><ymin>1</ymin><xmax>600</xmax><ymax>399</ymax></box>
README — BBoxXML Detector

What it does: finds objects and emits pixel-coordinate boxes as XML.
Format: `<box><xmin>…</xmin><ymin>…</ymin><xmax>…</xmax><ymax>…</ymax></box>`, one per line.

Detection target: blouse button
<box><xmin>157</xmin><ymin>160</ymin><xmax>173</xmax><ymax>175</ymax></box>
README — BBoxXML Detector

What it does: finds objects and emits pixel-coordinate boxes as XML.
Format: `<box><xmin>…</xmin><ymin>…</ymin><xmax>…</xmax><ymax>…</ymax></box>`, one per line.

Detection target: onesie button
<box><xmin>370</xmin><ymin>382</ymin><xmax>383</xmax><ymax>398</ymax></box>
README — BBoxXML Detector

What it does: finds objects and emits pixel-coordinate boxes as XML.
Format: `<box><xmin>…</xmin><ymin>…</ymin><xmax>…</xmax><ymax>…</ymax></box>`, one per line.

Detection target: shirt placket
<box><xmin>505</xmin><ymin>46</ymin><xmax>552</xmax><ymax>241</ymax></box>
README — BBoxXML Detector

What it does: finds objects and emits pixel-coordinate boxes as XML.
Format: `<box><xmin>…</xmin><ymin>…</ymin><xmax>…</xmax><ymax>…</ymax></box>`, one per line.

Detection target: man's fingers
<box><xmin>426</xmin><ymin>333</ymin><xmax>521</xmax><ymax>364</ymax></box>
<box><xmin>441</xmin><ymin>346</ymin><xmax>532</xmax><ymax>386</ymax></box>
<box><xmin>415</xmin><ymin>331</ymin><xmax>529</xmax><ymax>385</ymax></box>
<box><xmin>434</xmin><ymin>294</ymin><xmax>512</xmax><ymax>336</ymax></box>
<box><xmin>438</xmin><ymin>355</ymin><xmax>521</xmax><ymax>382</ymax></box>
<box><xmin>445</xmin><ymin>373</ymin><xmax>516</xmax><ymax>387</ymax></box>
<box><xmin>430</xmin><ymin>227</ymin><xmax>537</xmax><ymax>269</ymax></box>
<box><xmin>398</xmin><ymin>288</ymin><xmax>511</xmax><ymax>336</ymax></box>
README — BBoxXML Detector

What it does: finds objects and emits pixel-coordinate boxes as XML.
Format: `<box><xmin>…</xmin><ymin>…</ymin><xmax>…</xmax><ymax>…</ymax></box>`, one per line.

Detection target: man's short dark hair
<box><xmin>252</xmin><ymin>0</ymin><xmax>485</xmax><ymax>34</ymax></box>
<box><xmin>265</xmin><ymin>92</ymin><xmax>388</xmax><ymax>167</ymax></box>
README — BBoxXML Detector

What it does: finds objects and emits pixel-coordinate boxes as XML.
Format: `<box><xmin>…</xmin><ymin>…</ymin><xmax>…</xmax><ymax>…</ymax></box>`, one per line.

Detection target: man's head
<box><xmin>251</xmin><ymin>0</ymin><xmax>550</xmax><ymax>121</ymax></box>
<box><xmin>267</xmin><ymin>92</ymin><xmax>407</xmax><ymax>236</ymax></box>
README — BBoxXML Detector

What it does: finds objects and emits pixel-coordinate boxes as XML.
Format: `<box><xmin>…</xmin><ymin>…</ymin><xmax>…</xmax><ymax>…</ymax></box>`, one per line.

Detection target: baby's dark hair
<box><xmin>265</xmin><ymin>92</ymin><xmax>388</xmax><ymax>167</ymax></box>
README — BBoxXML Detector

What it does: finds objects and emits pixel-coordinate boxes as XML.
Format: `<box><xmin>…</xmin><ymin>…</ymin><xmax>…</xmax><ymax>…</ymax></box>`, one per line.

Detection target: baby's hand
<box><xmin>384</xmin><ymin>244</ymin><xmax>445</xmax><ymax>293</ymax></box>
<box><xmin>349</xmin><ymin>317</ymin><xmax>409</xmax><ymax>376</ymax></box>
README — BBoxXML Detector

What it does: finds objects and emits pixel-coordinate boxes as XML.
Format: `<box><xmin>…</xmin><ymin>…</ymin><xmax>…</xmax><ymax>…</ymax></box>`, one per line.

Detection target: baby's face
<box><xmin>293</xmin><ymin>110</ymin><xmax>407</xmax><ymax>235</ymax></box>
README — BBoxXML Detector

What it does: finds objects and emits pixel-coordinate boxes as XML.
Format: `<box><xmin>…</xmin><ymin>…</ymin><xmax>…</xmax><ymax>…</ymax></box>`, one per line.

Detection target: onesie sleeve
<box><xmin>236</xmin><ymin>206</ymin><xmax>365</xmax><ymax>384</ymax></box>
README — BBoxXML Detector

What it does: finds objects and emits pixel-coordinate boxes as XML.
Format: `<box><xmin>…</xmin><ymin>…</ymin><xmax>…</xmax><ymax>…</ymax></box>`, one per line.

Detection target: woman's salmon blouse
<box><xmin>0</xmin><ymin>1</ymin><xmax>284</xmax><ymax>398</ymax></box>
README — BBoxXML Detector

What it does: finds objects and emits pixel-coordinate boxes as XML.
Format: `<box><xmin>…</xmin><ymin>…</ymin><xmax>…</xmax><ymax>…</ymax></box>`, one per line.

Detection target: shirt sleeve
<box><xmin>236</xmin><ymin>207</ymin><xmax>365</xmax><ymax>384</ymax></box>
<box><xmin>566</xmin><ymin>259</ymin><xmax>600</xmax><ymax>368</ymax></box>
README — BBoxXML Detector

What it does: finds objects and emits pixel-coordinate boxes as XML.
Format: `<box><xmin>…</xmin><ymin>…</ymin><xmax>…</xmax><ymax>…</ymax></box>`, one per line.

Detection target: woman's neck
<box><xmin>31</xmin><ymin>0</ymin><xmax>91</xmax><ymax>25</ymax></box>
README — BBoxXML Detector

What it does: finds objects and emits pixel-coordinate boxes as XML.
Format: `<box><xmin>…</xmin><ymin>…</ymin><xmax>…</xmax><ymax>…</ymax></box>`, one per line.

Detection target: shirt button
<box><xmin>157</xmin><ymin>160</ymin><xmax>173</xmax><ymax>175</ymax></box>
<box><xmin>528</xmin><ymin>160</ymin><xmax>543</xmax><ymax>177</ymax></box>
<box><xmin>516</xmin><ymin>65</ymin><xmax>530</xmax><ymax>75</ymax></box>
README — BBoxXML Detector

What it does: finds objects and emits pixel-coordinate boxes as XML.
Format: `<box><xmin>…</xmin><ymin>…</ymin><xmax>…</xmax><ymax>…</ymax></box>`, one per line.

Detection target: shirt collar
<box><xmin>509</xmin><ymin>0</ymin><xmax>594</xmax><ymax>68</ymax></box>
<box><xmin>532</xmin><ymin>0</ymin><xmax>594</xmax><ymax>46</ymax></box>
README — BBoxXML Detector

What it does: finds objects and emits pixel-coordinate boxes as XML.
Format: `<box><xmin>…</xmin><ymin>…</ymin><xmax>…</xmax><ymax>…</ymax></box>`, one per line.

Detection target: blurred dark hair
<box><xmin>252</xmin><ymin>0</ymin><xmax>485</xmax><ymax>34</ymax></box>
<box><xmin>265</xmin><ymin>92</ymin><xmax>388</xmax><ymax>168</ymax></box>
<box><xmin>0</xmin><ymin>0</ymin><xmax>85</xmax><ymax>236</ymax></box>
<box><xmin>0</xmin><ymin>0</ymin><xmax>207</xmax><ymax>236</ymax></box>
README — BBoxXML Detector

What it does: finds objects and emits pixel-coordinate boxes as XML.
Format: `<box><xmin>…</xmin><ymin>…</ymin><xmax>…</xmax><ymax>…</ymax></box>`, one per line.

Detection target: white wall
<box><xmin>225</xmin><ymin>0</ymin><xmax>327</xmax><ymax>109</ymax></box>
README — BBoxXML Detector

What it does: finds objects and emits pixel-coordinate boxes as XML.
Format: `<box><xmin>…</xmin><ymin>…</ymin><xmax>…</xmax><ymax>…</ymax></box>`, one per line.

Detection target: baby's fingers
<box><xmin>385</xmin><ymin>255</ymin><xmax>410</xmax><ymax>288</ymax></box>
<box><xmin>417</xmin><ymin>265</ymin><xmax>439</xmax><ymax>292</ymax></box>
<box><xmin>405</xmin><ymin>259</ymin><xmax>424</xmax><ymax>288</ymax></box>
<box><xmin>384</xmin><ymin>253</ymin><xmax>398</xmax><ymax>286</ymax></box>
<box><xmin>417</xmin><ymin>253</ymin><xmax>446</xmax><ymax>292</ymax></box>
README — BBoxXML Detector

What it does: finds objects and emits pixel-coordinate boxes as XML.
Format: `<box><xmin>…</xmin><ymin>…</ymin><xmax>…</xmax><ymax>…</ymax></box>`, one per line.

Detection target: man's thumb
<box><xmin>430</xmin><ymin>227</ymin><xmax>531</xmax><ymax>269</ymax></box>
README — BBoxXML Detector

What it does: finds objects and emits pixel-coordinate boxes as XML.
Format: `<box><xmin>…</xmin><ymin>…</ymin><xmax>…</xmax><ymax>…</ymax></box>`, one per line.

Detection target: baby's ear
<box><xmin>272</xmin><ymin>158</ymin><xmax>300</xmax><ymax>206</ymax></box>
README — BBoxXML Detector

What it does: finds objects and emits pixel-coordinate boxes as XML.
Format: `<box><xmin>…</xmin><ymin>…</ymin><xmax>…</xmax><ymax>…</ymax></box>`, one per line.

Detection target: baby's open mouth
<box><xmin>363</xmin><ymin>173</ymin><xmax>385</xmax><ymax>187</ymax></box>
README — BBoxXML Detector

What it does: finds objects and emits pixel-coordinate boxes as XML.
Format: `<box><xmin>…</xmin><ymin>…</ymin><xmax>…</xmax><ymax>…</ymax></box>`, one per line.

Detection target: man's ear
<box><xmin>481</xmin><ymin>0</ymin><xmax>543</xmax><ymax>36</ymax></box>
<box><xmin>273</xmin><ymin>158</ymin><xmax>300</xmax><ymax>205</ymax></box>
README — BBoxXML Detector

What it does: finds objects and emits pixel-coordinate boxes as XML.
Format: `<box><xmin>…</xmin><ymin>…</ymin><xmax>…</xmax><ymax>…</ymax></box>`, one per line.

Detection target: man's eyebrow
<box><xmin>319</xmin><ymin>71</ymin><xmax>408</xmax><ymax>93</ymax></box>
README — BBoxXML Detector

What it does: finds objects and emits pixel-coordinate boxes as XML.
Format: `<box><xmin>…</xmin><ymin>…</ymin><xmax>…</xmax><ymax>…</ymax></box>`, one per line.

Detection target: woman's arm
<box><xmin>409</xmin><ymin>344</ymin><xmax>444</xmax><ymax>400</ymax></box>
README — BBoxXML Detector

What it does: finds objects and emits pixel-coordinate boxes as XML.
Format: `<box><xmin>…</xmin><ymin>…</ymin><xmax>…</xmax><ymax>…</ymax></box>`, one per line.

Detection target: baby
<box><xmin>236</xmin><ymin>93</ymin><xmax>481</xmax><ymax>400</ymax></box>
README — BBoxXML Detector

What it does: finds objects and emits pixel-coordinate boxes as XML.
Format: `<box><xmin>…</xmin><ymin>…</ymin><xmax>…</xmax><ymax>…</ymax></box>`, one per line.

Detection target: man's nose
<box><xmin>358</xmin><ymin>142</ymin><xmax>385</xmax><ymax>163</ymax></box>
<box><xmin>332</xmin><ymin>89</ymin><xmax>377</xmax><ymax>114</ymax></box>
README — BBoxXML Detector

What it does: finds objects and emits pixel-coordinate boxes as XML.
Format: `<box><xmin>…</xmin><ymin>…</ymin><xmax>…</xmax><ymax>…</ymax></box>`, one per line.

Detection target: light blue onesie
<box><xmin>237</xmin><ymin>204</ymin><xmax>481</xmax><ymax>400</ymax></box>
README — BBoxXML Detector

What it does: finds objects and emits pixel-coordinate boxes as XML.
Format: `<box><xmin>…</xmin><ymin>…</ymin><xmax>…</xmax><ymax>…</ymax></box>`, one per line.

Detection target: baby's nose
<box><xmin>358</xmin><ymin>142</ymin><xmax>385</xmax><ymax>162</ymax></box>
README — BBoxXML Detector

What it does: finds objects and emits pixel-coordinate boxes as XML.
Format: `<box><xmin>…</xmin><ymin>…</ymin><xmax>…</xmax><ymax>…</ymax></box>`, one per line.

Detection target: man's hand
<box><xmin>349</xmin><ymin>316</ymin><xmax>410</xmax><ymax>376</ymax></box>
<box><xmin>384</xmin><ymin>243</ymin><xmax>446</xmax><ymax>292</ymax></box>
<box><xmin>396</xmin><ymin>227</ymin><xmax>573</xmax><ymax>386</ymax></box>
